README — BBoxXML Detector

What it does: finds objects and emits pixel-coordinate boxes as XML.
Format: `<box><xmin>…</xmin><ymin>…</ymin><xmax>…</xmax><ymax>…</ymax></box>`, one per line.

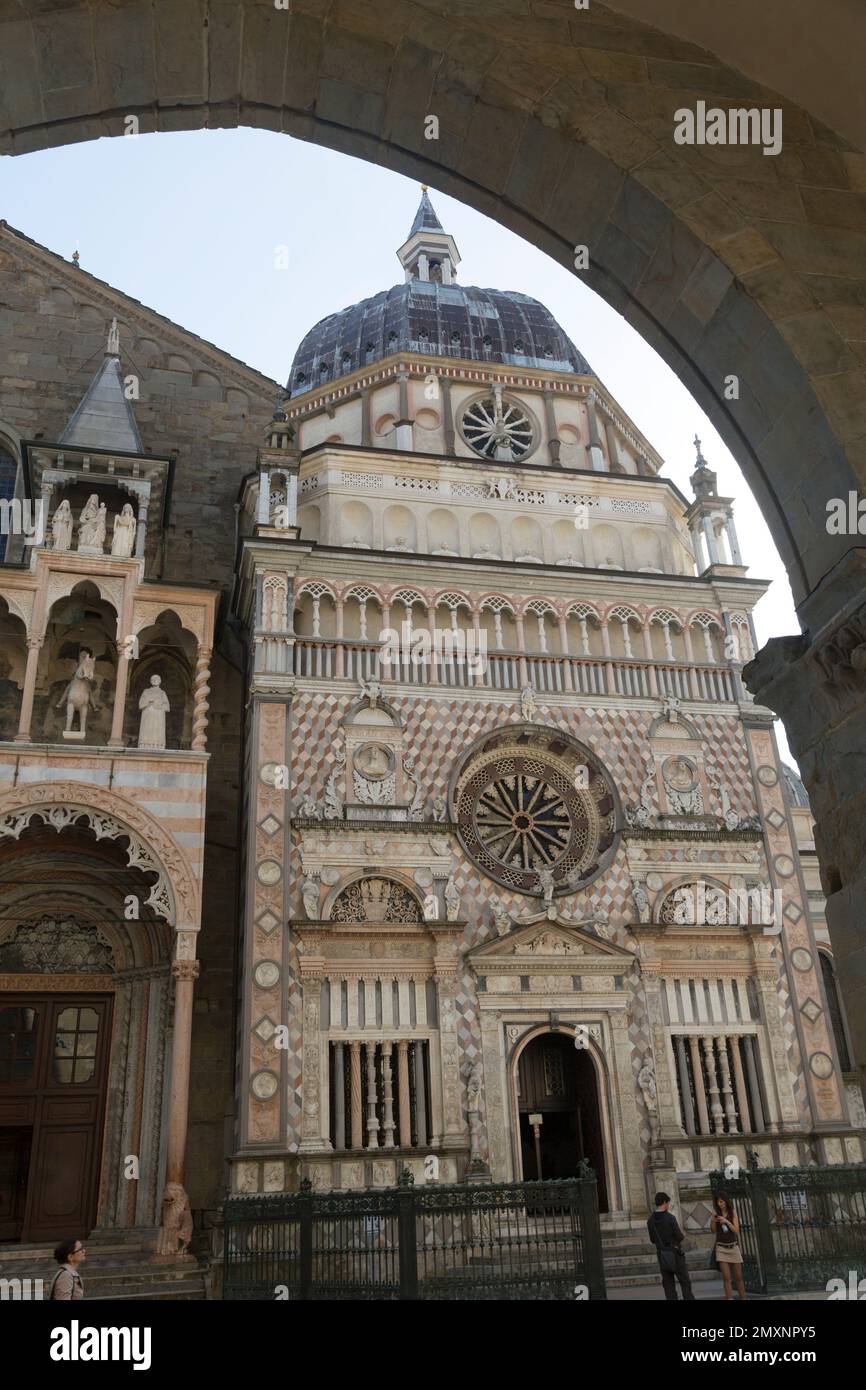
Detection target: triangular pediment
<box><xmin>466</xmin><ymin>917</ymin><xmax>634</xmax><ymax>965</ymax></box>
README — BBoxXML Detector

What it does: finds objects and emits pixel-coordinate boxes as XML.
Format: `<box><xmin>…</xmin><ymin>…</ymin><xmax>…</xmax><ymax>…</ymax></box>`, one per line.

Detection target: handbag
<box><xmin>658</xmin><ymin>1246</ymin><xmax>678</xmax><ymax>1273</ymax></box>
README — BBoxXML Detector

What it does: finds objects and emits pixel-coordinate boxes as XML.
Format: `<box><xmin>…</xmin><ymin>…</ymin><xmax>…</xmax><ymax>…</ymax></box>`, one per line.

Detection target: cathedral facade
<box><xmin>0</xmin><ymin>193</ymin><xmax>861</xmax><ymax>1262</ymax></box>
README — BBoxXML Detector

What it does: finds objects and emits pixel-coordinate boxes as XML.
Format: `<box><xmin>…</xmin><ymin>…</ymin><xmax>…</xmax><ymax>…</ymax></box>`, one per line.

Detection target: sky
<box><xmin>0</xmin><ymin>127</ymin><xmax>798</xmax><ymax>762</ymax></box>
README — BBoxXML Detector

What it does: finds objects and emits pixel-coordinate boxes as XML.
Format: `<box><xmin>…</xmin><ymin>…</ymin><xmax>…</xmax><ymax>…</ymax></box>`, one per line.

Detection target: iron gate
<box><xmin>223</xmin><ymin>1169</ymin><xmax>606</xmax><ymax>1300</ymax></box>
<box><xmin>711</xmin><ymin>1156</ymin><xmax>866</xmax><ymax>1294</ymax></box>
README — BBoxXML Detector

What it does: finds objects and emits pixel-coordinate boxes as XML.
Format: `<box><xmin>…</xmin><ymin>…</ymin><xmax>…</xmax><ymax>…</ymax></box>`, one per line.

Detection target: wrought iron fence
<box><xmin>223</xmin><ymin>1170</ymin><xmax>606</xmax><ymax>1300</ymax></box>
<box><xmin>710</xmin><ymin>1157</ymin><xmax>866</xmax><ymax>1294</ymax></box>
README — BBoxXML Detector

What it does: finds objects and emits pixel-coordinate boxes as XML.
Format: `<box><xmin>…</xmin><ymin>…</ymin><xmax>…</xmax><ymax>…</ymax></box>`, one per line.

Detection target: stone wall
<box><xmin>0</xmin><ymin>224</ymin><xmax>277</xmax><ymax>1213</ymax></box>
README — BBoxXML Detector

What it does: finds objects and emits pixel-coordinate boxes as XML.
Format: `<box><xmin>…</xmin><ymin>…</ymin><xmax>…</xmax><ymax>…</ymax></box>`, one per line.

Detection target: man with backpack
<box><xmin>647</xmin><ymin>1191</ymin><xmax>695</xmax><ymax>1301</ymax></box>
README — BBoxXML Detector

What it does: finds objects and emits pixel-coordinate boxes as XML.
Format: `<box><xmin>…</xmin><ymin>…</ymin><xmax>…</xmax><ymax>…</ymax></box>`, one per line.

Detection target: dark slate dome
<box><xmin>287</xmin><ymin>192</ymin><xmax>593</xmax><ymax>398</ymax></box>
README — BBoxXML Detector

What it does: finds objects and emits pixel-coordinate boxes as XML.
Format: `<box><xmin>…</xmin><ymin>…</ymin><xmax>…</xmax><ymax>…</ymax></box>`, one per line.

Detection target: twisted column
<box><xmin>350</xmin><ymin>1040</ymin><xmax>363</xmax><ymax>1149</ymax></box>
<box><xmin>191</xmin><ymin>646</ymin><xmax>212</xmax><ymax>750</ymax></box>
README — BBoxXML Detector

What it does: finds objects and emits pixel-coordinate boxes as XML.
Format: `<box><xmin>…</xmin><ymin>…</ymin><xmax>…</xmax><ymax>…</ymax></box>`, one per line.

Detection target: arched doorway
<box><xmin>0</xmin><ymin>810</ymin><xmax>174</xmax><ymax>1243</ymax></box>
<box><xmin>516</xmin><ymin>1032</ymin><xmax>608</xmax><ymax>1211</ymax></box>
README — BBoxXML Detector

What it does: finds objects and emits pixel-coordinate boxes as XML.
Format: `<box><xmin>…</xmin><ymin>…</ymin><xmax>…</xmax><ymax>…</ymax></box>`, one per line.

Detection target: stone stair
<box><xmin>600</xmin><ymin>1216</ymin><xmax>718</xmax><ymax>1290</ymax></box>
<box><xmin>0</xmin><ymin>1238</ymin><xmax>209</xmax><ymax>1301</ymax></box>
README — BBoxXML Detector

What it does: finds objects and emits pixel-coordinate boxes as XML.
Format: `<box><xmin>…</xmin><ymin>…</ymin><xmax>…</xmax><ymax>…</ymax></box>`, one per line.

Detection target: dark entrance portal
<box><xmin>517</xmin><ymin>1032</ymin><xmax>608</xmax><ymax>1211</ymax></box>
<box><xmin>0</xmin><ymin>995</ymin><xmax>112</xmax><ymax>1242</ymax></box>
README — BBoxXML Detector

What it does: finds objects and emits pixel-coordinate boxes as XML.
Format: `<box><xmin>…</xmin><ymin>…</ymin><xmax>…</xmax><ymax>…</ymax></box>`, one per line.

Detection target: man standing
<box><xmin>49</xmin><ymin>1238</ymin><xmax>86</xmax><ymax>1300</ymax></box>
<box><xmin>647</xmin><ymin>1192</ymin><xmax>695</xmax><ymax>1301</ymax></box>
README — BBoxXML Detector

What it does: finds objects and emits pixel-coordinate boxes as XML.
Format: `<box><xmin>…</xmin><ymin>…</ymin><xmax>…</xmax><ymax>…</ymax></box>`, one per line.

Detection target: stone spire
<box><xmin>59</xmin><ymin>319</ymin><xmax>143</xmax><ymax>453</ymax></box>
<box><xmin>396</xmin><ymin>187</ymin><xmax>461</xmax><ymax>285</ymax></box>
<box><xmin>690</xmin><ymin>433</ymin><xmax>717</xmax><ymax>498</ymax></box>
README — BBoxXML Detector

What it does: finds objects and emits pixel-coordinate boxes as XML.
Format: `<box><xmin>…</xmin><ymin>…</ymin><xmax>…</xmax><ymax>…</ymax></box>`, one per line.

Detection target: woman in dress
<box><xmin>711</xmin><ymin>1193</ymin><xmax>747</xmax><ymax>1301</ymax></box>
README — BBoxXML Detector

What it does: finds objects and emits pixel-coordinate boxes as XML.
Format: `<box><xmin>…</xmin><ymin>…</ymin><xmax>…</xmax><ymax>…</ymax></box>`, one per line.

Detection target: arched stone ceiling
<box><xmin>1</xmin><ymin>0</ymin><xmax>864</xmax><ymax>612</ymax></box>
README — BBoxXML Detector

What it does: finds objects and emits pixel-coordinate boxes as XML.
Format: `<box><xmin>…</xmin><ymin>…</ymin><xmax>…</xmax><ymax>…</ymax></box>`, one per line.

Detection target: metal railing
<box><xmin>223</xmin><ymin>1170</ymin><xmax>606</xmax><ymax>1301</ymax></box>
<box><xmin>710</xmin><ymin>1157</ymin><xmax>866</xmax><ymax>1294</ymax></box>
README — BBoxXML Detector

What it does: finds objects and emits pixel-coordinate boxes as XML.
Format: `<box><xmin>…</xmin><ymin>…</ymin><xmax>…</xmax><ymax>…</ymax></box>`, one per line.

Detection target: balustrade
<box><xmin>329</xmin><ymin>1039</ymin><xmax>431</xmax><ymax>1152</ymax></box>
<box><xmin>291</xmin><ymin>636</ymin><xmax>737</xmax><ymax>702</ymax></box>
<box><xmin>673</xmin><ymin>1033</ymin><xmax>766</xmax><ymax>1138</ymax></box>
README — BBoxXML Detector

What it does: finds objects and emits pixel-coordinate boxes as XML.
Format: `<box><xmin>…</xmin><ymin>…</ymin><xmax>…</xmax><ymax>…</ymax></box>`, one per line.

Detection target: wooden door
<box><xmin>0</xmin><ymin>995</ymin><xmax>112</xmax><ymax>1243</ymax></box>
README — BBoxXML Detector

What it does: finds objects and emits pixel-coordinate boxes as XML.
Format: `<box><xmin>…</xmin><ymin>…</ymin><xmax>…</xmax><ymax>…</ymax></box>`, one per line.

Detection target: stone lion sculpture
<box><xmin>155</xmin><ymin>1182</ymin><xmax>193</xmax><ymax>1255</ymax></box>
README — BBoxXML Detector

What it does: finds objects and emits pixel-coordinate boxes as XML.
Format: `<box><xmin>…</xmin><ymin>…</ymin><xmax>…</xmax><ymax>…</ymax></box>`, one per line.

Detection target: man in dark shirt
<box><xmin>647</xmin><ymin>1191</ymin><xmax>695</xmax><ymax>1301</ymax></box>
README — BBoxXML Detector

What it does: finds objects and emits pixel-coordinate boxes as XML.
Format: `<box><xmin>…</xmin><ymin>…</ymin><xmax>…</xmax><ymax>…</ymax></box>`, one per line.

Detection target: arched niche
<box><xmin>0</xmin><ymin>599</ymin><xmax>27</xmax><ymax>739</ymax></box>
<box><xmin>565</xmin><ymin>603</ymin><xmax>604</xmax><ymax>659</ymax></box>
<box><xmin>383</xmin><ymin>503</ymin><xmax>416</xmax><ymax>552</ymax></box>
<box><xmin>553</xmin><ymin>518</ymin><xmax>584</xmax><ymax>566</ymax></box>
<box><xmin>48</xmin><ymin>480</ymin><xmax>138</xmax><ymax>559</ymax></box>
<box><xmin>294</xmin><ymin>583</ymin><xmax>337</xmax><ymax>640</ymax></box>
<box><xmin>469</xmin><ymin>511</ymin><xmax>501</xmax><ymax>560</ymax></box>
<box><xmin>341</xmin><ymin>586</ymin><xmax>383</xmax><ymax>642</ymax></box>
<box><xmin>340</xmin><ymin>500</ymin><xmax>373</xmax><ymax>549</ymax></box>
<box><xmin>510</xmin><ymin>515</ymin><xmax>545</xmax><ymax>563</ymax></box>
<box><xmin>427</xmin><ymin>507</ymin><xmax>460</xmax><ymax>556</ymax></box>
<box><xmin>124</xmin><ymin>609</ymin><xmax>196</xmax><ymax>750</ymax></box>
<box><xmin>297</xmin><ymin>503</ymin><xmax>321</xmax><ymax>543</ymax></box>
<box><xmin>591</xmin><ymin>523</ymin><xmax>625</xmax><ymax>571</ymax></box>
<box><xmin>36</xmin><ymin>582</ymin><xmax>118</xmax><ymax>745</ymax></box>
<box><xmin>632</xmin><ymin>526</ymin><xmax>664</xmax><ymax>573</ymax></box>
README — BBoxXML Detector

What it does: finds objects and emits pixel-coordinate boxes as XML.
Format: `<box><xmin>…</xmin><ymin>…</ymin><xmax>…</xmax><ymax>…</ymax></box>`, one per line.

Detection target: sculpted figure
<box><xmin>137</xmin><ymin>674</ymin><xmax>170</xmax><ymax>750</ymax></box>
<box><xmin>444</xmin><ymin>876</ymin><xmax>460</xmax><ymax>921</ymax></box>
<box><xmin>155</xmin><ymin>1182</ymin><xmax>193</xmax><ymax>1256</ymax></box>
<box><xmin>78</xmin><ymin>494</ymin><xmax>106</xmax><ymax>552</ymax></box>
<box><xmin>56</xmin><ymin>647</ymin><xmax>101</xmax><ymax>736</ymax></box>
<box><xmin>520</xmin><ymin>684</ymin><xmax>537</xmax><ymax>721</ymax></box>
<box><xmin>422</xmin><ymin>891</ymin><xmax>439</xmax><ymax>922</ymax></box>
<box><xmin>51</xmin><ymin>500</ymin><xmax>73</xmax><ymax>551</ymax></box>
<box><xmin>111</xmin><ymin>502</ymin><xmax>137</xmax><ymax>557</ymax></box>
<box><xmin>302</xmin><ymin>877</ymin><xmax>320</xmax><ymax>920</ymax></box>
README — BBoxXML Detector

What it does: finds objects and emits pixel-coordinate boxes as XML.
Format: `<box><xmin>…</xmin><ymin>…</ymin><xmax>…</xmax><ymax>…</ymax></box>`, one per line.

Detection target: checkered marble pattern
<box><xmin>281</xmin><ymin>690</ymin><xmax>795</xmax><ymax>1156</ymax></box>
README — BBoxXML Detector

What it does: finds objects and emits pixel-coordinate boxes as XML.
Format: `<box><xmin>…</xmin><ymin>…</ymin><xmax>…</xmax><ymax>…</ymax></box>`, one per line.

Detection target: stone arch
<box><xmin>297</xmin><ymin>502</ymin><xmax>321</xmax><ymax>543</ymax></box>
<box><xmin>0</xmin><ymin>781</ymin><xmax>199</xmax><ymax>929</ymax></box>
<box><xmin>508</xmin><ymin>1023</ymin><xmax>618</xmax><ymax>1207</ymax></box>
<box><xmin>469</xmin><ymin>511</ymin><xmax>502</xmax><ymax>560</ymax></box>
<box><xmin>654</xmin><ymin>875</ymin><xmax>736</xmax><ymax>926</ymax></box>
<box><xmin>2</xmin><ymin>0</ymin><xmax>864</xmax><ymax>612</ymax></box>
<box><xmin>323</xmin><ymin>872</ymin><xmax>425</xmax><ymax>924</ymax></box>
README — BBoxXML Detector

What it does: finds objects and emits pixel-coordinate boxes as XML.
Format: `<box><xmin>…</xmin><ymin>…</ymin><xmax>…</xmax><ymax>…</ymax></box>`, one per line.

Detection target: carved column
<box><xmin>743</xmin><ymin>1036</ymin><xmax>766</xmax><ymax>1132</ymax></box>
<box><xmin>689</xmin><ymin>1035</ymin><xmax>710</xmax><ymax>1135</ymax></box>
<box><xmin>15</xmin><ymin>636</ymin><xmax>43</xmax><ymax>742</ymax></box>
<box><xmin>335</xmin><ymin>598</ymin><xmax>345</xmax><ymax>679</ymax></box>
<box><xmin>702</xmin><ymin>1036</ymin><xmax>725</xmax><ymax>1134</ymax></box>
<box><xmin>471</xmin><ymin>609</ymin><xmax>485</xmax><ymax>688</ymax></box>
<box><xmin>434</xmin><ymin>971</ymin><xmax>465</xmax><ymax>1149</ymax></box>
<box><xmin>191</xmin><ymin>646</ymin><xmax>212</xmax><ymax>750</ymax></box>
<box><xmin>109</xmin><ymin>640</ymin><xmax>131</xmax><ymax>747</ymax></box>
<box><xmin>299</xmin><ymin>985</ymin><xmax>328</xmax><ymax>1152</ymax></box>
<box><xmin>381</xmin><ymin>1041</ymin><xmax>395</xmax><ymax>1149</ymax></box>
<box><xmin>365</xmin><ymin>1041</ymin><xmax>379</xmax><ymax>1149</ymax></box>
<box><xmin>333</xmin><ymin>1041</ymin><xmax>346</xmax><ymax>1150</ymax></box>
<box><xmin>514</xmin><ymin>614</ymin><xmax>529</xmax><ymax>687</ymax></box>
<box><xmin>397</xmin><ymin>1040</ymin><xmax>411</xmax><ymax>1147</ymax></box>
<box><xmin>350</xmin><ymin>1040</ymin><xmax>363</xmax><ymax>1149</ymax></box>
<box><xmin>156</xmin><ymin>956</ymin><xmax>199</xmax><ymax>1255</ymax></box>
<box><xmin>716</xmin><ymin>1035</ymin><xmax>739</xmax><ymax>1133</ymax></box>
<box><xmin>751</xmin><ymin>964</ymin><xmax>801</xmax><ymax>1130</ymax></box>
<box><xmin>557</xmin><ymin>615</ymin><xmax>574</xmax><ymax>691</ymax></box>
<box><xmin>730</xmin><ymin>1037</ymin><xmax>752</xmax><ymax>1133</ymax></box>
<box><xmin>675</xmin><ymin>1036</ymin><xmax>695</xmax><ymax>1135</ymax></box>
<box><xmin>640</xmin><ymin>966</ymin><xmax>683</xmax><ymax>1140</ymax></box>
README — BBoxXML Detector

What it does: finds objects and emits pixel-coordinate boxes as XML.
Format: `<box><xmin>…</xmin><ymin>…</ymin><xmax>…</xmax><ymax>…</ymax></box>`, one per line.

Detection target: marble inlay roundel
<box><xmin>251</xmin><ymin>1069</ymin><xmax>279</xmax><ymax>1100</ymax></box>
<box><xmin>773</xmin><ymin>854</ymin><xmax>795</xmax><ymax>878</ymax></box>
<box><xmin>256</xmin><ymin>859</ymin><xmax>282</xmax><ymax>885</ymax></box>
<box><xmin>254</xmin><ymin>960</ymin><xmax>281</xmax><ymax>989</ymax></box>
<box><xmin>809</xmin><ymin>1052</ymin><xmax>834</xmax><ymax>1080</ymax></box>
<box><xmin>756</xmin><ymin>765</ymin><xmax>778</xmax><ymax>787</ymax></box>
<box><xmin>451</xmin><ymin>729</ymin><xmax>618</xmax><ymax>896</ymax></box>
<box><xmin>791</xmin><ymin>947</ymin><xmax>813</xmax><ymax>973</ymax></box>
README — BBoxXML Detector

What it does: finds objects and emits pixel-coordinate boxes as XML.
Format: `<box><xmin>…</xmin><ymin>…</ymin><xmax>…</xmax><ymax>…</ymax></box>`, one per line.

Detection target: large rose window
<box><xmin>451</xmin><ymin>729</ymin><xmax>619</xmax><ymax>895</ymax></box>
